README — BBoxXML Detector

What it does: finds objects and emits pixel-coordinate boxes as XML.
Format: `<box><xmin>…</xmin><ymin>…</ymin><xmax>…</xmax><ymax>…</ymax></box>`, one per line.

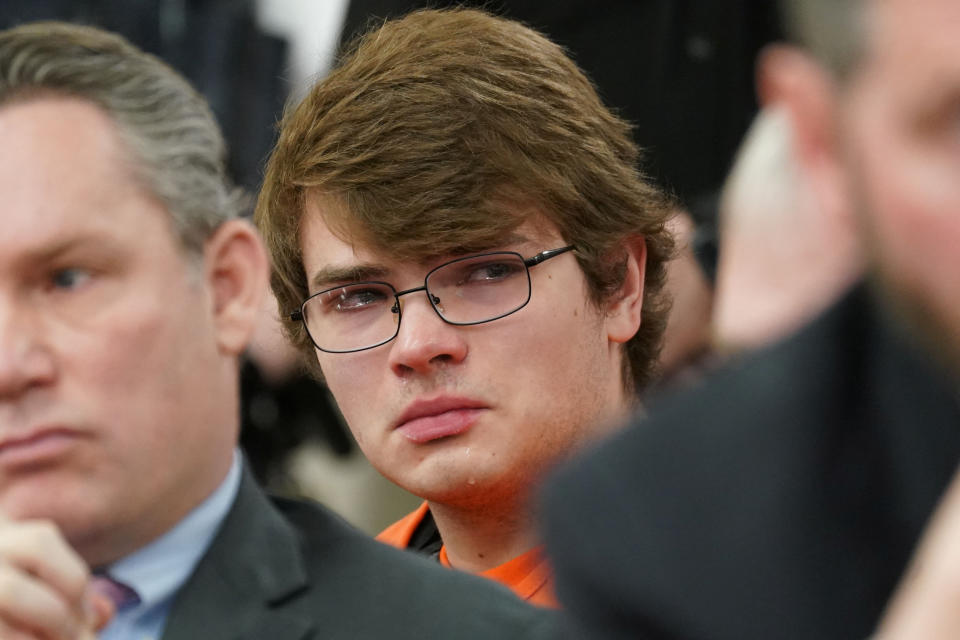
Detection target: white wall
<box><xmin>254</xmin><ymin>0</ymin><xmax>350</xmax><ymax>93</ymax></box>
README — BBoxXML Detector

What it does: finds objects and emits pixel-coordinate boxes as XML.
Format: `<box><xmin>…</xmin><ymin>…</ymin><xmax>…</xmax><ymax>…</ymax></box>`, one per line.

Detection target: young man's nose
<box><xmin>387</xmin><ymin>292</ymin><xmax>468</xmax><ymax>376</ymax></box>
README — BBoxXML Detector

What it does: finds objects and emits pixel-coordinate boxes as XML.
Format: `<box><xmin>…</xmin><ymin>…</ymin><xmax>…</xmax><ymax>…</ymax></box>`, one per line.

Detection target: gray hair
<box><xmin>780</xmin><ymin>0</ymin><xmax>868</xmax><ymax>80</ymax></box>
<box><xmin>0</xmin><ymin>21</ymin><xmax>241</xmax><ymax>255</ymax></box>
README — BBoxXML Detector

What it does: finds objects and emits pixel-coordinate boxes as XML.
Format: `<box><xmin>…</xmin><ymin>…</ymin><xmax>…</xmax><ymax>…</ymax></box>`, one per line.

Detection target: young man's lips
<box><xmin>0</xmin><ymin>428</ymin><xmax>84</xmax><ymax>468</ymax></box>
<box><xmin>393</xmin><ymin>398</ymin><xmax>488</xmax><ymax>444</ymax></box>
<box><xmin>396</xmin><ymin>408</ymin><xmax>485</xmax><ymax>444</ymax></box>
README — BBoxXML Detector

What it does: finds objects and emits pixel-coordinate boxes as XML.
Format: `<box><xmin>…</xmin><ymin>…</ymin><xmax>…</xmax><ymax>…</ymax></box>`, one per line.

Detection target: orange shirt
<box><xmin>377</xmin><ymin>502</ymin><xmax>558</xmax><ymax>608</ymax></box>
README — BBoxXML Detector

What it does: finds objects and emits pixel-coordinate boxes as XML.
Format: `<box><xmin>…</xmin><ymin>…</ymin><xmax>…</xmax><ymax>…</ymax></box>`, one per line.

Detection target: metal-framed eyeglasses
<box><xmin>291</xmin><ymin>245</ymin><xmax>577</xmax><ymax>353</ymax></box>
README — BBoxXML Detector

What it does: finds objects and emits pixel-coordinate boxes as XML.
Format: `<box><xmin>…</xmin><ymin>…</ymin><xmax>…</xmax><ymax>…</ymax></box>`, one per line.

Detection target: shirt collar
<box><xmin>106</xmin><ymin>450</ymin><xmax>243</xmax><ymax>610</ymax></box>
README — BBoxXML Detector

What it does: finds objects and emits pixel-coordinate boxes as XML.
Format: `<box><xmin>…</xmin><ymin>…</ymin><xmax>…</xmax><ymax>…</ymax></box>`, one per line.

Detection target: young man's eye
<box><xmin>50</xmin><ymin>268</ymin><xmax>92</xmax><ymax>290</ymax></box>
<box><xmin>465</xmin><ymin>261</ymin><xmax>522</xmax><ymax>283</ymax></box>
<box><xmin>341</xmin><ymin>289</ymin><xmax>385</xmax><ymax>309</ymax></box>
<box><xmin>320</xmin><ymin>286</ymin><xmax>389</xmax><ymax>313</ymax></box>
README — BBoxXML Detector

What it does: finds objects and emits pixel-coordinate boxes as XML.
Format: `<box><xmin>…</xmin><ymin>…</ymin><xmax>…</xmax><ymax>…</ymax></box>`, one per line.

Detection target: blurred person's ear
<box><xmin>714</xmin><ymin>94</ymin><xmax>863</xmax><ymax>351</ymax></box>
<box><xmin>605</xmin><ymin>236</ymin><xmax>646</xmax><ymax>344</ymax></box>
<box><xmin>756</xmin><ymin>44</ymin><xmax>848</xmax><ymax>223</ymax></box>
<box><xmin>756</xmin><ymin>44</ymin><xmax>834</xmax><ymax>156</ymax></box>
<box><xmin>204</xmin><ymin>219</ymin><xmax>270</xmax><ymax>356</ymax></box>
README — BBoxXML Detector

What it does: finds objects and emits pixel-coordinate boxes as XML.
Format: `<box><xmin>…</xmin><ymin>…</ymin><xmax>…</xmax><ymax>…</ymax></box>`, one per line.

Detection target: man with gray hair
<box><xmin>0</xmin><ymin>21</ymin><xmax>553</xmax><ymax>640</ymax></box>
<box><xmin>543</xmin><ymin>0</ymin><xmax>960</xmax><ymax>638</ymax></box>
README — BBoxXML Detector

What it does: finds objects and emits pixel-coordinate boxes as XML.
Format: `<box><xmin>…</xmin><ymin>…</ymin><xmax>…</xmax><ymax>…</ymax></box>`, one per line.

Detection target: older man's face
<box><xmin>842</xmin><ymin>0</ymin><xmax>960</xmax><ymax>369</ymax></box>
<box><xmin>0</xmin><ymin>98</ymin><xmax>237</xmax><ymax>564</ymax></box>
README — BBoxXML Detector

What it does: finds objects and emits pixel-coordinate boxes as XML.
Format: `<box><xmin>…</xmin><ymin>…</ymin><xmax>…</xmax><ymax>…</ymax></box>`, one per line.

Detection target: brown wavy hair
<box><xmin>255</xmin><ymin>8</ymin><xmax>674</xmax><ymax>393</ymax></box>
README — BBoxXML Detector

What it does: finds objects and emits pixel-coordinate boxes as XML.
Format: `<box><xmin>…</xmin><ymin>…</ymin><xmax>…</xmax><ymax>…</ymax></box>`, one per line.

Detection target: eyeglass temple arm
<box><xmin>524</xmin><ymin>245</ymin><xmax>577</xmax><ymax>267</ymax></box>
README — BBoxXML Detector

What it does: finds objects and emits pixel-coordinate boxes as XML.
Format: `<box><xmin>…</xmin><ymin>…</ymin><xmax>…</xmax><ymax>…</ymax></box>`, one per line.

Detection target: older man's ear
<box><xmin>204</xmin><ymin>218</ymin><xmax>270</xmax><ymax>356</ymax></box>
<box><xmin>756</xmin><ymin>44</ymin><xmax>850</xmax><ymax>225</ymax></box>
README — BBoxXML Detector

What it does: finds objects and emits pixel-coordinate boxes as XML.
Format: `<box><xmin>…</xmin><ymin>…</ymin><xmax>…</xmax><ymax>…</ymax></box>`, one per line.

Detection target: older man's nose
<box><xmin>0</xmin><ymin>303</ymin><xmax>56</xmax><ymax>399</ymax></box>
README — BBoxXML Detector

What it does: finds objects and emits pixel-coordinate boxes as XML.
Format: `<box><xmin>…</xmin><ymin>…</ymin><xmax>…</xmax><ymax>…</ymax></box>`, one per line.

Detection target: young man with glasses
<box><xmin>255</xmin><ymin>8</ymin><xmax>674</xmax><ymax>606</ymax></box>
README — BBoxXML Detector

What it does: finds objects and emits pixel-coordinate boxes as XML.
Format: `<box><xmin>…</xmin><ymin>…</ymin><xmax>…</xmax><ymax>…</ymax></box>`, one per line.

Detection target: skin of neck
<box><xmin>429</xmin><ymin>491</ymin><xmax>541</xmax><ymax>573</ymax></box>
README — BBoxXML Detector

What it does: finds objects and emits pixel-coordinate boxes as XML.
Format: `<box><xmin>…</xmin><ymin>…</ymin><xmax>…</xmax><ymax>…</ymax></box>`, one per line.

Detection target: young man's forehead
<box><xmin>308</xmin><ymin>230</ymin><xmax>541</xmax><ymax>276</ymax></box>
<box><xmin>302</xmin><ymin>191</ymin><xmax>562</xmax><ymax>263</ymax></box>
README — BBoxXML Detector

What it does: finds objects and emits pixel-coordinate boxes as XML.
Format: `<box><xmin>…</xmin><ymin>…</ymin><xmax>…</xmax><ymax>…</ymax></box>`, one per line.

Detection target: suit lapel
<box><xmin>161</xmin><ymin>467</ymin><xmax>315</xmax><ymax>640</ymax></box>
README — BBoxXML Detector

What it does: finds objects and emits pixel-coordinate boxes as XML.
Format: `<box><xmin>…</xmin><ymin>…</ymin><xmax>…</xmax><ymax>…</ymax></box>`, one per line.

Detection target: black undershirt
<box><xmin>407</xmin><ymin>508</ymin><xmax>443</xmax><ymax>560</ymax></box>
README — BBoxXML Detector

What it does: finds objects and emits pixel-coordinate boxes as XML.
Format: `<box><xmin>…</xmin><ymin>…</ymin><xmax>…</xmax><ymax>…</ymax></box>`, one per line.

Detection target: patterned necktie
<box><xmin>90</xmin><ymin>574</ymin><xmax>141</xmax><ymax>610</ymax></box>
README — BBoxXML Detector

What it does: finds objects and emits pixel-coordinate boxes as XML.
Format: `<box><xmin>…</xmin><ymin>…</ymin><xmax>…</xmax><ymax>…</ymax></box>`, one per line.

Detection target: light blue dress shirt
<box><xmin>97</xmin><ymin>450</ymin><xmax>243</xmax><ymax>640</ymax></box>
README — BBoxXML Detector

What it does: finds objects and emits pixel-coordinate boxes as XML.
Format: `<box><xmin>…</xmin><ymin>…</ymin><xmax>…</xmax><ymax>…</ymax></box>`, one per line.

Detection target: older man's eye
<box><xmin>50</xmin><ymin>268</ymin><xmax>92</xmax><ymax>290</ymax></box>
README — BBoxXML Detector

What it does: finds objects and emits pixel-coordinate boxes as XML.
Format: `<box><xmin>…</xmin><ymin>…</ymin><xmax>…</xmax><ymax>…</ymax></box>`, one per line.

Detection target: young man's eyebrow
<box><xmin>447</xmin><ymin>232</ymin><xmax>533</xmax><ymax>256</ymax></box>
<box><xmin>309</xmin><ymin>264</ymin><xmax>392</xmax><ymax>290</ymax></box>
<box><xmin>307</xmin><ymin>233</ymin><xmax>538</xmax><ymax>290</ymax></box>
<box><xmin>504</xmin><ymin>231</ymin><xmax>530</xmax><ymax>244</ymax></box>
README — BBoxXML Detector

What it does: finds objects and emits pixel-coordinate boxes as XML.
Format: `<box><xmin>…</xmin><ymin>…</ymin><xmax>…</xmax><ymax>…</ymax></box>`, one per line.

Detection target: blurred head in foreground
<box><xmin>773</xmin><ymin>0</ymin><xmax>960</xmax><ymax>373</ymax></box>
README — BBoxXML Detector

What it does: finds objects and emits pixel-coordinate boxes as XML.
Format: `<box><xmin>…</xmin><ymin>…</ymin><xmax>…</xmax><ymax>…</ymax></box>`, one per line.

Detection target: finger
<box><xmin>0</xmin><ymin>563</ymin><xmax>83</xmax><ymax>640</ymax></box>
<box><xmin>85</xmin><ymin>590</ymin><xmax>115</xmax><ymax>632</ymax></box>
<box><xmin>0</xmin><ymin>617</ymin><xmax>48</xmax><ymax>640</ymax></box>
<box><xmin>0</xmin><ymin>519</ymin><xmax>90</xmax><ymax>604</ymax></box>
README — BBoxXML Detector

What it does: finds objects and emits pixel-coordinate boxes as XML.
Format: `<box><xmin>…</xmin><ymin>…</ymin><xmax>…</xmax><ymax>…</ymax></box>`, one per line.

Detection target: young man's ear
<box><xmin>203</xmin><ymin>218</ymin><xmax>270</xmax><ymax>356</ymax></box>
<box><xmin>756</xmin><ymin>44</ymin><xmax>849</xmax><ymax>220</ymax></box>
<box><xmin>605</xmin><ymin>235</ymin><xmax>646</xmax><ymax>344</ymax></box>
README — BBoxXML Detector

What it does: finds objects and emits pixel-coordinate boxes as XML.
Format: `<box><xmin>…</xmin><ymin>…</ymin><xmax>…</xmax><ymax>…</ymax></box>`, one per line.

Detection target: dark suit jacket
<box><xmin>162</xmin><ymin>469</ymin><xmax>556</xmax><ymax>639</ymax></box>
<box><xmin>542</xmin><ymin>284</ymin><xmax>960</xmax><ymax>640</ymax></box>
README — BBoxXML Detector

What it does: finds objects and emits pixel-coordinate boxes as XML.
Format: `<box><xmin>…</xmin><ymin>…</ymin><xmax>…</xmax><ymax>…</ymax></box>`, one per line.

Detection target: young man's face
<box><xmin>841</xmin><ymin>0</ymin><xmax>960</xmax><ymax>369</ymax></box>
<box><xmin>300</xmin><ymin>197</ymin><xmax>635</xmax><ymax>507</ymax></box>
<box><xmin>0</xmin><ymin>98</ymin><xmax>237</xmax><ymax>564</ymax></box>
